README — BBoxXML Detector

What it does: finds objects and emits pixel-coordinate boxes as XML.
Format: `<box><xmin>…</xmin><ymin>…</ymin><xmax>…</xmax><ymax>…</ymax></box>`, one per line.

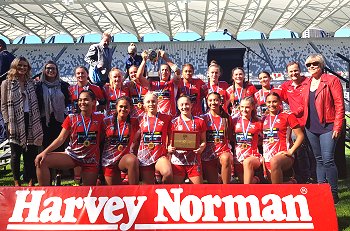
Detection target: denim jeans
<box><xmin>292</xmin><ymin>131</ymin><xmax>316</xmax><ymax>183</ymax></box>
<box><xmin>305</xmin><ymin>129</ymin><xmax>338</xmax><ymax>195</ymax></box>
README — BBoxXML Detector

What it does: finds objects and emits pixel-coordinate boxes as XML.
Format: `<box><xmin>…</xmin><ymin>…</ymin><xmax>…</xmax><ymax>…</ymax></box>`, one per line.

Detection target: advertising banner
<box><xmin>0</xmin><ymin>184</ymin><xmax>337</xmax><ymax>230</ymax></box>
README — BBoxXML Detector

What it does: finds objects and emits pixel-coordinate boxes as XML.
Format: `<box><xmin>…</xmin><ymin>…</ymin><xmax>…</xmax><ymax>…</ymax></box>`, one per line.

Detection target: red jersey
<box><xmin>150</xmin><ymin>79</ymin><xmax>177</xmax><ymax>117</ymax></box>
<box><xmin>103</xmin><ymin>84</ymin><xmax>130</xmax><ymax>116</ymax></box>
<box><xmin>137</xmin><ymin>113</ymin><xmax>172</xmax><ymax>166</ymax></box>
<box><xmin>262</xmin><ymin>112</ymin><xmax>299</xmax><ymax>162</ymax></box>
<box><xmin>178</xmin><ymin>78</ymin><xmax>207</xmax><ymax>116</ymax></box>
<box><xmin>226</xmin><ymin>83</ymin><xmax>257</xmax><ymax>116</ymax></box>
<box><xmin>207</xmin><ymin>81</ymin><xmax>230</xmax><ymax>112</ymax></box>
<box><xmin>126</xmin><ymin>81</ymin><xmax>149</xmax><ymax>118</ymax></box>
<box><xmin>62</xmin><ymin>113</ymin><xmax>104</xmax><ymax>165</ymax></box>
<box><xmin>233</xmin><ymin>117</ymin><xmax>262</xmax><ymax>163</ymax></box>
<box><xmin>280</xmin><ymin>77</ymin><xmax>308</xmax><ymax>126</ymax></box>
<box><xmin>254</xmin><ymin>87</ymin><xmax>282</xmax><ymax>116</ymax></box>
<box><xmin>201</xmin><ymin>113</ymin><xmax>233</xmax><ymax>161</ymax></box>
<box><xmin>102</xmin><ymin>116</ymin><xmax>138</xmax><ymax>167</ymax></box>
<box><xmin>170</xmin><ymin>116</ymin><xmax>207</xmax><ymax>165</ymax></box>
<box><xmin>68</xmin><ymin>84</ymin><xmax>105</xmax><ymax>113</ymax></box>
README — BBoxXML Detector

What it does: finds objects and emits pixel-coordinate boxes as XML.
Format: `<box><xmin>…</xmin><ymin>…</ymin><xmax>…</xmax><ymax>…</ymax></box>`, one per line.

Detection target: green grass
<box><xmin>1</xmin><ymin>152</ymin><xmax>350</xmax><ymax>230</ymax></box>
<box><xmin>337</xmin><ymin>149</ymin><xmax>350</xmax><ymax>231</ymax></box>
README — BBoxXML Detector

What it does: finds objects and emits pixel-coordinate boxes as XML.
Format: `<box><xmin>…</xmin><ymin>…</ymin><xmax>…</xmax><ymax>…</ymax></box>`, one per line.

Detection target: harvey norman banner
<box><xmin>0</xmin><ymin>185</ymin><xmax>337</xmax><ymax>231</ymax></box>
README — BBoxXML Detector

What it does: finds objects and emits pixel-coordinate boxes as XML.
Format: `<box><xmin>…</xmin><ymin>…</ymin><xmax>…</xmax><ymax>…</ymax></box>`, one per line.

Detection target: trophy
<box><xmin>145</xmin><ymin>49</ymin><xmax>159</xmax><ymax>80</ymax></box>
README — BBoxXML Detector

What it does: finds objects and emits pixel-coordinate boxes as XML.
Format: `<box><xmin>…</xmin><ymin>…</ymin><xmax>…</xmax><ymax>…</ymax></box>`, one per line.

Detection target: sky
<box><xmin>1</xmin><ymin>28</ymin><xmax>350</xmax><ymax>44</ymax></box>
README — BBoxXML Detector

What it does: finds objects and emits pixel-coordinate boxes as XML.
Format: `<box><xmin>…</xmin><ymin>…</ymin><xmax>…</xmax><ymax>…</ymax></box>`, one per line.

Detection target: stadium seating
<box><xmin>7</xmin><ymin>37</ymin><xmax>350</xmax><ymax>83</ymax></box>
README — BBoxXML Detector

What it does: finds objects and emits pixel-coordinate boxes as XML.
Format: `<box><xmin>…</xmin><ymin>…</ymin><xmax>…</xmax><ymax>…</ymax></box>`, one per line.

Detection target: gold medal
<box><xmin>158</xmin><ymin>95</ymin><xmax>163</xmax><ymax>100</ymax></box>
<box><xmin>83</xmin><ymin>140</ymin><xmax>90</xmax><ymax>147</ymax></box>
<box><xmin>214</xmin><ymin>137</ymin><xmax>220</xmax><ymax>144</ymax></box>
<box><xmin>240</xmin><ymin>143</ymin><xmax>248</xmax><ymax>149</ymax></box>
<box><xmin>118</xmin><ymin>144</ymin><xmax>124</xmax><ymax>151</ymax></box>
<box><xmin>137</xmin><ymin>102</ymin><xmax>143</xmax><ymax>109</ymax></box>
<box><xmin>269</xmin><ymin>137</ymin><xmax>275</xmax><ymax>144</ymax></box>
<box><xmin>148</xmin><ymin>142</ymin><xmax>155</xmax><ymax>149</ymax></box>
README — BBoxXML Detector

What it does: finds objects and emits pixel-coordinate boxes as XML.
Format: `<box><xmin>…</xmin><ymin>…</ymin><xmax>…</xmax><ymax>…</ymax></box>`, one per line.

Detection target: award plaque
<box><xmin>172</xmin><ymin>131</ymin><xmax>199</xmax><ymax>150</ymax></box>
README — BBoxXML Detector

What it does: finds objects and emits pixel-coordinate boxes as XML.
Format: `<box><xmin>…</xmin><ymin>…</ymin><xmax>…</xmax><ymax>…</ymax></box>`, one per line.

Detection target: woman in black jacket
<box><xmin>35</xmin><ymin>60</ymin><xmax>70</xmax><ymax>184</ymax></box>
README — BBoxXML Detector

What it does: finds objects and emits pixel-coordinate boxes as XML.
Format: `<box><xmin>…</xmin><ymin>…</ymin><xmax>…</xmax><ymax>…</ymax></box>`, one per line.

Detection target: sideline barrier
<box><xmin>0</xmin><ymin>184</ymin><xmax>337</xmax><ymax>231</ymax></box>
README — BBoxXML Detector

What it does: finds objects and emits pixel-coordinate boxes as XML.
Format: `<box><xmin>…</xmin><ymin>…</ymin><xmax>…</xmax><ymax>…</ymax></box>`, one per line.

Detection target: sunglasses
<box><xmin>306</xmin><ymin>62</ymin><xmax>319</xmax><ymax>67</ymax></box>
<box><xmin>45</xmin><ymin>67</ymin><xmax>56</xmax><ymax>70</ymax></box>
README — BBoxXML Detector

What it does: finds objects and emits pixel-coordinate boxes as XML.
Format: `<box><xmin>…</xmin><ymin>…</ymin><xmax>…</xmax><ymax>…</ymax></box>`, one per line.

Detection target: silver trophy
<box><xmin>145</xmin><ymin>49</ymin><xmax>159</xmax><ymax>79</ymax></box>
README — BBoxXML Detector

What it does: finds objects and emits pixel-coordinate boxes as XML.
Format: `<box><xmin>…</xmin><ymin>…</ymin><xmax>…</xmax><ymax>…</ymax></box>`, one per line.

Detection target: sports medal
<box><xmin>268</xmin><ymin>112</ymin><xmax>279</xmax><ymax>143</ymax></box>
<box><xmin>148</xmin><ymin>142</ymin><xmax>155</xmax><ymax>149</ymax></box>
<box><xmin>146</xmin><ymin>113</ymin><xmax>159</xmax><ymax>151</ymax></box>
<box><xmin>83</xmin><ymin>140</ymin><xmax>90</xmax><ymax>147</ymax></box>
<box><xmin>135</xmin><ymin>85</ymin><xmax>143</xmax><ymax>109</ymax></box>
<box><xmin>158</xmin><ymin>95</ymin><xmax>163</xmax><ymax>100</ymax></box>
<box><xmin>241</xmin><ymin>143</ymin><xmax>248</xmax><ymax>149</ymax></box>
<box><xmin>116</xmin><ymin>118</ymin><xmax>127</xmax><ymax>152</ymax></box>
<box><xmin>81</xmin><ymin>114</ymin><xmax>92</xmax><ymax>147</ymax></box>
<box><xmin>240</xmin><ymin>117</ymin><xmax>251</xmax><ymax>149</ymax></box>
<box><xmin>208</xmin><ymin>113</ymin><xmax>222</xmax><ymax>145</ymax></box>
<box><xmin>214</xmin><ymin>137</ymin><xmax>220</xmax><ymax>144</ymax></box>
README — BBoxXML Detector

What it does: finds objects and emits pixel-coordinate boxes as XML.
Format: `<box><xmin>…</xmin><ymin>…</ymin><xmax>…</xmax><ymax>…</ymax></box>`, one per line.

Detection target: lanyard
<box><xmin>241</xmin><ymin>117</ymin><xmax>251</xmax><ymax>141</ymax></box>
<box><xmin>208</xmin><ymin>113</ymin><xmax>222</xmax><ymax>136</ymax></box>
<box><xmin>179</xmin><ymin>115</ymin><xmax>195</xmax><ymax>131</ymax></box>
<box><xmin>75</xmin><ymin>84</ymin><xmax>89</xmax><ymax>99</ymax></box>
<box><xmin>235</xmin><ymin>88</ymin><xmax>243</xmax><ymax>103</ymax></box>
<box><xmin>146</xmin><ymin>113</ymin><xmax>158</xmax><ymax>139</ymax></box>
<box><xmin>135</xmin><ymin>84</ymin><xmax>142</xmax><ymax>100</ymax></box>
<box><xmin>183</xmin><ymin>80</ymin><xmax>192</xmax><ymax>95</ymax></box>
<box><xmin>113</xmin><ymin>87</ymin><xmax>122</xmax><ymax>99</ymax></box>
<box><xmin>269</xmin><ymin>112</ymin><xmax>279</xmax><ymax>135</ymax></box>
<box><xmin>260</xmin><ymin>89</ymin><xmax>270</xmax><ymax>103</ymax></box>
<box><xmin>210</xmin><ymin>82</ymin><xmax>219</xmax><ymax>93</ymax></box>
<box><xmin>81</xmin><ymin>115</ymin><xmax>92</xmax><ymax>139</ymax></box>
<box><xmin>116</xmin><ymin>118</ymin><xmax>127</xmax><ymax>142</ymax></box>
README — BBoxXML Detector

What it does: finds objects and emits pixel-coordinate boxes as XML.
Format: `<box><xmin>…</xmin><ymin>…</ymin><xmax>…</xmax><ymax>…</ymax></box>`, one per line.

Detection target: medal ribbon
<box><xmin>183</xmin><ymin>80</ymin><xmax>192</xmax><ymax>96</ymax></box>
<box><xmin>157</xmin><ymin>81</ymin><xmax>167</xmax><ymax>96</ymax></box>
<box><xmin>135</xmin><ymin>84</ymin><xmax>142</xmax><ymax>102</ymax></box>
<box><xmin>113</xmin><ymin>87</ymin><xmax>122</xmax><ymax>99</ymax></box>
<box><xmin>269</xmin><ymin>111</ymin><xmax>279</xmax><ymax>135</ymax></box>
<box><xmin>180</xmin><ymin>115</ymin><xmax>195</xmax><ymax>131</ymax></box>
<box><xmin>75</xmin><ymin>84</ymin><xmax>90</xmax><ymax>99</ymax></box>
<box><xmin>208</xmin><ymin>113</ymin><xmax>222</xmax><ymax>137</ymax></box>
<box><xmin>81</xmin><ymin>115</ymin><xmax>92</xmax><ymax>141</ymax></box>
<box><xmin>235</xmin><ymin>88</ymin><xmax>243</xmax><ymax>103</ymax></box>
<box><xmin>210</xmin><ymin>82</ymin><xmax>219</xmax><ymax>93</ymax></box>
<box><xmin>146</xmin><ymin>113</ymin><xmax>158</xmax><ymax>142</ymax></box>
<box><xmin>241</xmin><ymin>117</ymin><xmax>251</xmax><ymax>141</ymax></box>
<box><xmin>116</xmin><ymin>119</ymin><xmax>127</xmax><ymax>143</ymax></box>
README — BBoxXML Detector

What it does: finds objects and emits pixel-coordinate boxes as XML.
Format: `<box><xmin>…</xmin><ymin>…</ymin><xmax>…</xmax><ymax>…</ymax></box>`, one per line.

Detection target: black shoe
<box><xmin>54</xmin><ymin>174</ymin><xmax>61</xmax><ymax>186</ymax></box>
<box><xmin>333</xmin><ymin>193</ymin><xmax>339</xmax><ymax>205</ymax></box>
<box><xmin>305</xmin><ymin>177</ymin><xmax>316</xmax><ymax>184</ymax></box>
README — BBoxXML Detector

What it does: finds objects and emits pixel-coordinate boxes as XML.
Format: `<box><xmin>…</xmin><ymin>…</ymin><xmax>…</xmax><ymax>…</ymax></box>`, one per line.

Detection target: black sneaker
<box><xmin>54</xmin><ymin>174</ymin><xmax>61</xmax><ymax>186</ymax></box>
<box><xmin>333</xmin><ymin>194</ymin><xmax>340</xmax><ymax>205</ymax></box>
<box><xmin>305</xmin><ymin>177</ymin><xmax>316</xmax><ymax>184</ymax></box>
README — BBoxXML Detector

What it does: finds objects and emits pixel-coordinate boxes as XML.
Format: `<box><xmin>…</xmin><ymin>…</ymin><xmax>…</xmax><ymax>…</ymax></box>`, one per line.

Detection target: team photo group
<box><xmin>0</xmin><ymin>32</ymin><xmax>344</xmax><ymax>205</ymax></box>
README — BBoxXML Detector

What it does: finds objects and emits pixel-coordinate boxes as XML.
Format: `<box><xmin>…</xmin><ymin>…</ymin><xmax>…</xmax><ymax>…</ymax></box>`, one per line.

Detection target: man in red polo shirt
<box><xmin>280</xmin><ymin>61</ymin><xmax>316</xmax><ymax>184</ymax></box>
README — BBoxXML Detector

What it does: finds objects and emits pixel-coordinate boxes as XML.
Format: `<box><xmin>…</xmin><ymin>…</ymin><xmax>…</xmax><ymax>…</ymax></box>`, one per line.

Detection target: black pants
<box><xmin>10</xmin><ymin>143</ymin><xmax>38</xmax><ymax>181</ymax></box>
<box><xmin>9</xmin><ymin>112</ymin><xmax>39</xmax><ymax>181</ymax></box>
